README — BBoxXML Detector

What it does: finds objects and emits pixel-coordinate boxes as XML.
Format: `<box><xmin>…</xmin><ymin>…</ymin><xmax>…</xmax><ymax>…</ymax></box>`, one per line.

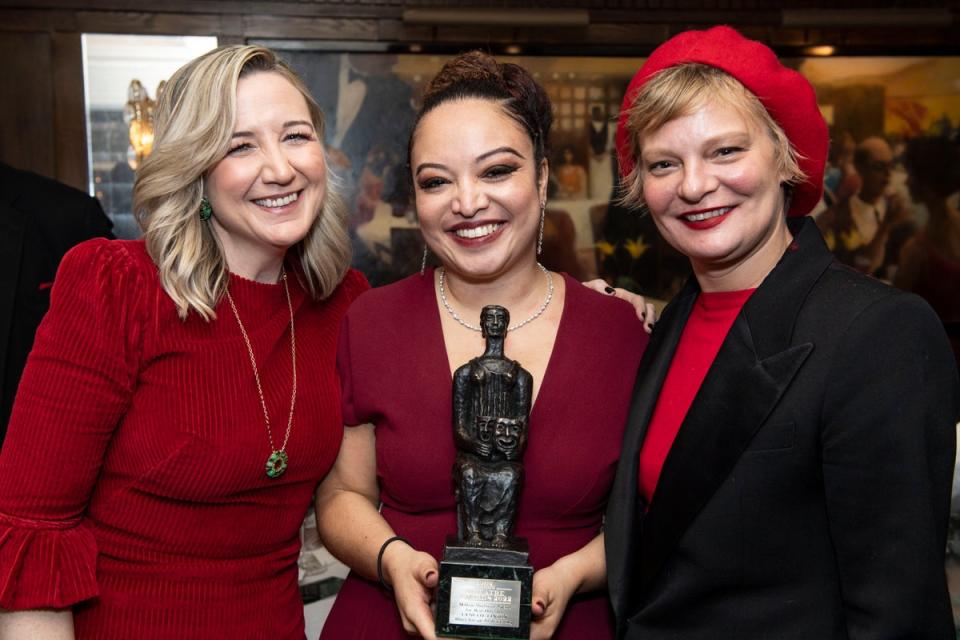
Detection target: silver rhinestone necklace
<box><xmin>438</xmin><ymin>263</ymin><xmax>554</xmax><ymax>332</ymax></box>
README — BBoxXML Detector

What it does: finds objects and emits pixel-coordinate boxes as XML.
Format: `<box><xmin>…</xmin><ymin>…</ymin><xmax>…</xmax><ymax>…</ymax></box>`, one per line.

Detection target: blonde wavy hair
<box><xmin>620</xmin><ymin>63</ymin><xmax>806</xmax><ymax>209</ymax></box>
<box><xmin>133</xmin><ymin>45</ymin><xmax>351</xmax><ymax>321</ymax></box>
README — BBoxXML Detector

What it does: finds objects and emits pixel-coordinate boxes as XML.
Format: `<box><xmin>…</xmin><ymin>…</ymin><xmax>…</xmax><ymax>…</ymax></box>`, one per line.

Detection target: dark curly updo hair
<box><xmin>409</xmin><ymin>51</ymin><xmax>553</xmax><ymax>180</ymax></box>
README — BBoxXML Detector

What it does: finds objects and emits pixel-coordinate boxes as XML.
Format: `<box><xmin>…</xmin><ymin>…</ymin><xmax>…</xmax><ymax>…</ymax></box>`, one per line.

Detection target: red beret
<box><xmin>615</xmin><ymin>25</ymin><xmax>828</xmax><ymax>217</ymax></box>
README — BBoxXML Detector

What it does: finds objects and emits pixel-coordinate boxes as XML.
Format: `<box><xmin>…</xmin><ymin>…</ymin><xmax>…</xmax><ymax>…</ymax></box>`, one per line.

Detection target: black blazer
<box><xmin>0</xmin><ymin>162</ymin><xmax>113</xmax><ymax>440</ymax></box>
<box><xmin>606</xmin><ymin>217</ymin><xmax>960</xmax><ymax>639</ymax></box>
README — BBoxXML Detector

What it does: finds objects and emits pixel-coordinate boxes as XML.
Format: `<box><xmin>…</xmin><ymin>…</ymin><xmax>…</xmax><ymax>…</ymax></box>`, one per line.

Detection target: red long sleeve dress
<box><xmin>0</xmin><ymin>238</ymin><xmax>367</xmax><ymax>639</ymax></box>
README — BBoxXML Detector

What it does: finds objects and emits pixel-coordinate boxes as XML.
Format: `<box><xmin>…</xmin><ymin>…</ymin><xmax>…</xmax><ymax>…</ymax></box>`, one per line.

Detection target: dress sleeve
<box><xmin>821</xmin><ymin>291</ymin><xmax>959</xmax><ymax>638</ymax></box>
<box><xmin>333</xmin><ymin>269</ymin><xmax>370</xmax><ymax>427</ymax></box>
<box><xmin>338</xmin><ymin>268</ymin><xmax>371</xmax><ymax>305</ymax></box>
<box><xmin>336</xmin><ymin>310</ymin><xmax>364</xmax><ymax>427</ymax></box>
<box><xmin>0</xmin><ymin>239</ymin><xmax>145</xmax><ymax>609</ymax></box>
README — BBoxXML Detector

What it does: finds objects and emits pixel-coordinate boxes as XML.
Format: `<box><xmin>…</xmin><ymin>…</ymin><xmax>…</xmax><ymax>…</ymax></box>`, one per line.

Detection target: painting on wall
<box><xmin>797</xmin><ymin>56</ymin><xmax>960</xmax><ymax>371</ymax></box>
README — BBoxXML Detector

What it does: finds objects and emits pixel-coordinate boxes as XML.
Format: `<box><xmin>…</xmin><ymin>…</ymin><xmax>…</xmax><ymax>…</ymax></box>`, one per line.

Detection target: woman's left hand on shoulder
<box><xmin>582</xmin><ymin>279</ymin><xmax>656</xmax><ymax>333</ymax></box>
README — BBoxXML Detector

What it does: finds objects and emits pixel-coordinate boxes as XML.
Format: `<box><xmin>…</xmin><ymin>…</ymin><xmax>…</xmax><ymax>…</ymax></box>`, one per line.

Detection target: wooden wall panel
<box><xmin>0</xmin><ymin>32</ymin><xmax>56</xmax><ymax>179</ymax></box>
<box><xmin>73</xmin><ymin>11</ymin><xmax>225</xmax><ymax>35</ymax></box>
<box><xmin>243</xmin><ymin>15</ymin><xmax>379</xmax><ymax>39</ymax></box>
<box><xmin>51</xmin><ymin>32</ymin><xmax>89</xmax><ymax>191</ymax></box>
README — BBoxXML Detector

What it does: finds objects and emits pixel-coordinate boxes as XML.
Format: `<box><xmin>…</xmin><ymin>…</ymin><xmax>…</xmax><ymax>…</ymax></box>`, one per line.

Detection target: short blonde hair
<box><xmin>620</xmin><ymin>63</ymin><xmax>805</xmax><ymax>209</ymax></box>
<box><xmin>133</xmin><ymin>45</ymin><xmax>351</xmax><ymax>320</ymax></box>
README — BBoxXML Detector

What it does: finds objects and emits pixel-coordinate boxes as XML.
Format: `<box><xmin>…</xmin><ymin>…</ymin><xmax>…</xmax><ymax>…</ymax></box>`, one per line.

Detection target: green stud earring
<box><xmin>199</xmin><ymin>197</ymin><xmax>213</xmax><ymax>221</ymax></box>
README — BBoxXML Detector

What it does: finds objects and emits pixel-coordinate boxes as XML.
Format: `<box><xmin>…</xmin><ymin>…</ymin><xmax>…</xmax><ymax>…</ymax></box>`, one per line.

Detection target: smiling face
<box><xmin>205</xmin><ymin>71</ymin><xmax>327</xmax><ymax>275</ymax></box>
<box><xmin>411</xmin><ymin>98</ymin><xmax>547</xmax><ymax>280</ymax></box>
<box><xmin>639</xmin><ymin>101</ymin><xmax>791</xmax><ymax>290</ymax></box>
<box><xmin>494</xmin><ymin>418</ymin><xmax>521</xmax><ymax>455</ymax></box>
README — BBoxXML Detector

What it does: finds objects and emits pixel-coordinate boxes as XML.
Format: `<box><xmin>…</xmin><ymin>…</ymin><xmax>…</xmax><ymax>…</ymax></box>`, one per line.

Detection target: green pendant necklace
<box><xmin>225</xmin><ymin>269</ymin><xmax>297</xmax><ymax>479</ymax></box>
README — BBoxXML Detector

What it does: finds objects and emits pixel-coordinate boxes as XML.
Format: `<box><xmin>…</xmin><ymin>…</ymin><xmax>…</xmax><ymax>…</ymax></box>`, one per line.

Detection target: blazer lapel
<box><xmin>606</xmin><ymin>279</ymin><xmax>697</xmax><ymax>620</ymax></box>
<box><xmin>636</xmin><ymin>217</ymin><xmax>831</xmax><ymax>593</ymax></box>
<box><xmin>637</xmin><ymin>317</ymin><xmax>813</xmax><ymax>591</ymax></box>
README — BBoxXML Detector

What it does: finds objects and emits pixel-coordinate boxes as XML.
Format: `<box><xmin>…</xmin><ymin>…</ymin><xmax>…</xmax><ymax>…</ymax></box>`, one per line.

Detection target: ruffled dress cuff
<box><xmin>0</xmin><ymin>511</ymin><xmax>98</xmax><ymax>609</ymax></box>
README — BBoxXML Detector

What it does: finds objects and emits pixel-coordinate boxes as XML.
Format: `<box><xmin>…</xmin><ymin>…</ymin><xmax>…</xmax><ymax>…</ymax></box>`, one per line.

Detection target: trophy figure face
<box><xmin>480</xmin><ymin>306</ymin><xmax>508</xmax><ymax>339</ymax></box>
<box><xmin>478</xmin><ymin>418</ymin><xmax>494</xmax><ymax>443</ymax></box>
<box><xmin>494</xmin><ymin>418</ymin><xmax>521</xmax><ymax>457</ymax></box>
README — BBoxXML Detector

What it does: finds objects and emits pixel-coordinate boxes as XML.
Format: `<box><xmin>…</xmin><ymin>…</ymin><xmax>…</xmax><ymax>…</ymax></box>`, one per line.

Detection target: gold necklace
<box><xmin>225</xmin><ymin>270</ymin><xmax>297</xmax><ymax>479</ymax></box>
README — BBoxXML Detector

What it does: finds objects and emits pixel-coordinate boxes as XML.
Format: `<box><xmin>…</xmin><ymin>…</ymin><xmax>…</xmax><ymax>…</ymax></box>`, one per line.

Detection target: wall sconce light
<box><xmin>804</xmin><ymin>45</ymin><xmax>836</xmax><ymax>57</ymax></box>
<box><xmin>123</xmin><ymin>79</ymin><xmax>164</xmax><ymax>170</ymax></box>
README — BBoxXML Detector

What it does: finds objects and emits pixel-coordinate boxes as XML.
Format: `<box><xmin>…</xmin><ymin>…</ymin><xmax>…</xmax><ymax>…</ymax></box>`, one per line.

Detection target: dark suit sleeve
<box><xmin>820</xmin><ymin>292</ymin><xmax>959</xmax><ymax>638</ymax></box>
<box><xmin>83</xmin><ymin>193</ymin><xmax>114</xmax><ymax>240</ymax></box>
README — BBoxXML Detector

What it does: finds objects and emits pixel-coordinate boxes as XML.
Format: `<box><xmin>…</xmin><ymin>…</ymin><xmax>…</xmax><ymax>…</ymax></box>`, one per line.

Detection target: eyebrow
<box><xmin>478</xmin><ymin>146</ymin><xmax>525</xmax><ymax>162</ymax></box>
<box><xmin>414</xmin><ymin>162</ymin><xmax>445</xmax><ymax>176</ymax></box>
<box><xmin>642</xmin><ymin>131</ymin><xmax>751</xmax><ymax>159</ymax></box>
<box><xmin>231</xmin><ymin>120</ymin><xmax>315</xmax><ymax>138</ymax></box>
<box><xmin>414</xmin><ymin>146</ymin><xmax>526</xmax><ymax>176</ymax></box>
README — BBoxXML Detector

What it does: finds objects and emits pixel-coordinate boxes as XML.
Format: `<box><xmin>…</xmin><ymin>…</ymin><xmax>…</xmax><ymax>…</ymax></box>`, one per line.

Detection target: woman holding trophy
<box><xmin>315</xmin><ymin>51</ymin><xmax>651</xmax><ymax>640</ymax></box>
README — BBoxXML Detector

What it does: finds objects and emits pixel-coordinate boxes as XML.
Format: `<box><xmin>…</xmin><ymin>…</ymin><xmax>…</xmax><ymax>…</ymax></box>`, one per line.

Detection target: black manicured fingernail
<box><xmin>604</xmin><ymin>286</ymin><xmax>615</xmax><ymax>294</ymax></box>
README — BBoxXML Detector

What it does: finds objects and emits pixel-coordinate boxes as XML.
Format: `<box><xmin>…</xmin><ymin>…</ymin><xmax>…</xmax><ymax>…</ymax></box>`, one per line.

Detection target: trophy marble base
<box><xmin>435</xmin><ymin>535</ymin><xmax>533</xmax><ymax>640</ymax></box>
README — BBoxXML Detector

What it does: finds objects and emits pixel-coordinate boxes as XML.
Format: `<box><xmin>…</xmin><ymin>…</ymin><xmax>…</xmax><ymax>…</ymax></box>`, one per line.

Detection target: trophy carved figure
<box><xmin>452</xmin><ymin>305</ymin><xmax>532</xmax><ymax>549</ymax></box>
<box><xmin>437</xmin><ymin>305</ymin><xmax>534</xmax><ymax>640</ymax></box>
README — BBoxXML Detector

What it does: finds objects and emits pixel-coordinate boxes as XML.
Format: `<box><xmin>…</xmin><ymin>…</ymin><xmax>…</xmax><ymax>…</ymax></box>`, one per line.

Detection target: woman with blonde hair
<box><xmin>605</xmin><ymin>26</ymin><xmax>958</xmax><ymax>639</ymax></box>
<box><xmin>0</xmin><ymin>45</ymin><xmax>365</xmax><ymax>639</ymax></box>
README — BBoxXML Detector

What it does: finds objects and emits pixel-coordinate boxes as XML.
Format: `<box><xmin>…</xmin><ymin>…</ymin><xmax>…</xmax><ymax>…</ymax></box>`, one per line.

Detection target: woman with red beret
<box><xmin>604</xmin><ymin>26</ymin><xmax>959</xmax><ymax>639</ymax></box>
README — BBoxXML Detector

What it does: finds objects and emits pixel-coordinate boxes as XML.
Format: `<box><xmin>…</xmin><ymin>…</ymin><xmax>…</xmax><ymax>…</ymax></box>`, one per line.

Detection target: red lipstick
<box><xmin>679</xmin><ymin>206</ymin><xmax>733</xmax><ymax>230</ymax></box>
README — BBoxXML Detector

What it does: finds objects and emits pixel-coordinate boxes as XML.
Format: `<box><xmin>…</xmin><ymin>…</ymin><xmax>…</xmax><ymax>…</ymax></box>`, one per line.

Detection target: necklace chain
<box><xmin>438</xmin><ymin>263</ymin><xmax>554</xmax><ymax>332</ymax></box>
<box><xmin>225</xmin><ymin>270</ymin><xmax>297</xmax><ymax>478</ymax></box>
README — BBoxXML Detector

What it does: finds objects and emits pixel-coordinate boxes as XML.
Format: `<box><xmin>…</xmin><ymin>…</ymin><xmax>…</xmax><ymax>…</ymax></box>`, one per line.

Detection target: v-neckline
<box><xmin>423</xmin><ymin>269</ymin><xmax>571</xmax><ymax>423</ymax></box>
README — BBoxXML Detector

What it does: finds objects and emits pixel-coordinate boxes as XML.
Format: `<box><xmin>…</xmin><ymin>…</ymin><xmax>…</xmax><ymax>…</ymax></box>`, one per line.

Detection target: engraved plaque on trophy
<box><xmin>435</xmin><ymin>305</ymin><xmax>534</xmax><ymax>640</ymax></box>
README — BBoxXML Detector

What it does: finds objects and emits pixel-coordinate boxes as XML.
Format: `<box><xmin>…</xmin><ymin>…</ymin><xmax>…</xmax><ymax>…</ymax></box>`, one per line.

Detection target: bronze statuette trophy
<box><xmin>436</xmin><ymin>305</ymin><xmax>534</xmax><ymax>640</ymax></box>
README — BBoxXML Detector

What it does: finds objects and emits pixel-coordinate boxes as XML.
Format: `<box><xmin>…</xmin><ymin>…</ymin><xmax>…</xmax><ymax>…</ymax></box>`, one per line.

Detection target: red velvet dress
<box><xmin>322</xmin><ymin>270</ymin><xmax>648</xmax><ymax>639</ymax></box>
<box><xmin>0</xmin><ymin>239</ymin><xmax>367</xmax><ymax>639</ymax></box>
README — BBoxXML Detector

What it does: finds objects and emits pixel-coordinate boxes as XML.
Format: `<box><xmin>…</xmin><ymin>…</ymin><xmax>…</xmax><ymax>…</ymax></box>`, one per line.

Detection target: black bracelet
<box><xmin>376</xmin><ymin>535</ymin><xmax>410</xmax><ymax>591</ymax></box>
